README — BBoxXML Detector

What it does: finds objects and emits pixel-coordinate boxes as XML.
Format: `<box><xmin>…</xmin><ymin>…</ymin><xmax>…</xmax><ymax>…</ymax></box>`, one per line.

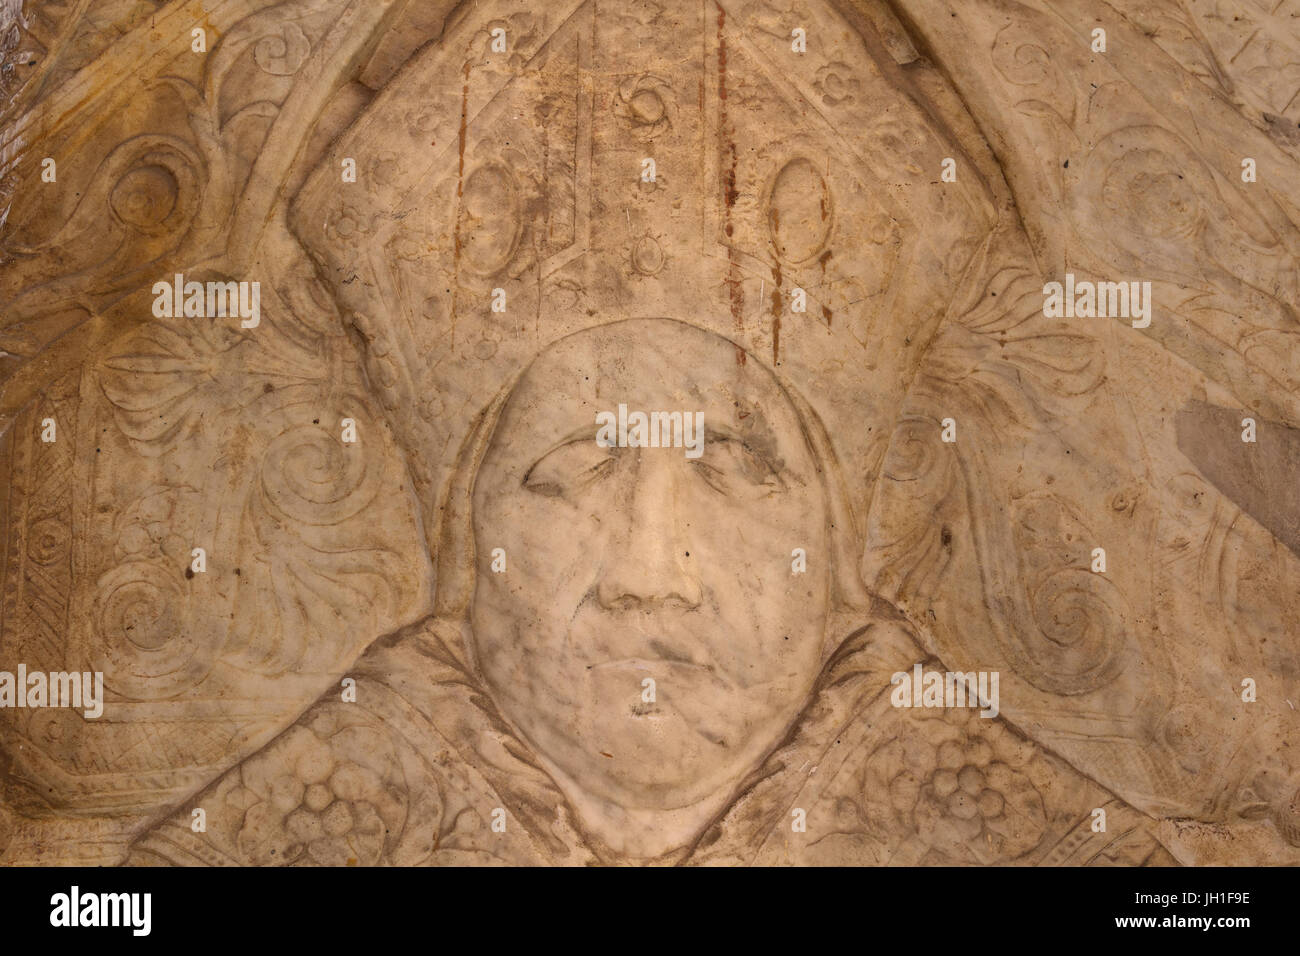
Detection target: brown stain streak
<box><xmin>450</xmin><ymin>59</ymin><xmax>472</xmax><ymax>351</ymax></box>
<box><xmin>817</xmin><ymin>251</ymin><xmax>832</xmax><ymax>327</ymax></box>
<box><xmin>770</xmin><ymin>262</ymin><xmax>782</xmax><ymax>366</ymax></box>
<box><xmin>457</xmin><ymin>60</ymin><xmax>471</xmax><ymax>196</ymax></box>
<box><xmin>768</xmin><ymin>205</ymin><xmax>783</xmax><ymax>366</ymax></box>
<box><xmin>717</xmin><ymin>4</ymin><xmax>744</xmax><ymax>365</ymax></box>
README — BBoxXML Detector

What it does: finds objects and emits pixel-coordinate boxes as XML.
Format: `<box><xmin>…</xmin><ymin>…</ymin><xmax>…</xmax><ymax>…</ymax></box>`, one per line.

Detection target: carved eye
<box><xmin>523</xmin><ymin>441</ymin><xmax>618</xmax><ymax>498</ymax></box>
<box><xmin>691</xmin><ymin>437</ymin><xmax>785</xmax><ymax>497</ymax></box>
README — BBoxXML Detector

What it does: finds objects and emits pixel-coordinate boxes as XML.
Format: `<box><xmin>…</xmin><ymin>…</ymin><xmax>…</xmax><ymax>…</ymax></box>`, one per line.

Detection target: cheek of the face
<box><xmin>669</xmin><ymin>470</ymin><xmax>831</xmax><ymax>743</ymax></box>
<box><xmin>470</xmin><ymin>459</ymin><xmax>604</xmax><ymax>721</ymax></box>
<box><xmin>469</xmin><ymin>438</ymin><xmax>831</xmax><ymax>810</ymax></box>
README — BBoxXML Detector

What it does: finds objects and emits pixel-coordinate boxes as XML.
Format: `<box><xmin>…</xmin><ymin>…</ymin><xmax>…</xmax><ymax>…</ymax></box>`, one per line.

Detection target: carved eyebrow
<box><xmin>710</xmin><ymin>409</ymin><xmax>781</xmax><ymax>461</ymax></box>
<box><xmin>521</xmin><ymin>424</ymin><xmax>616</xmax><ymax>482</ymax></box>
<box><xmin>703</xmin><ymin>421</ymin><xmax>743</xmax><ymax>442</ymax></box>
<box><xmin>550</xmin><ymin>422</ymin><xmax>613</xmax><ymax>452</ymax></box>
<box><xmin>703</xmin><ymin>425</ymin><xmax>791</xmax><ymax>478</ymax></box>
<box><xmin>526</xmin><ymin>412</ymin><xmax>786</xmax><ymax>454</ymax></box>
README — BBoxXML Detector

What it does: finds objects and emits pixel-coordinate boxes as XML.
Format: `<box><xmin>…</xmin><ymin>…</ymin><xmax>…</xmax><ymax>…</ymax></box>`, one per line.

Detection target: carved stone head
<box><xmin>290</xmin><ymin>0</ymin><xmax>997</xmax><ymax>812</ymax></box>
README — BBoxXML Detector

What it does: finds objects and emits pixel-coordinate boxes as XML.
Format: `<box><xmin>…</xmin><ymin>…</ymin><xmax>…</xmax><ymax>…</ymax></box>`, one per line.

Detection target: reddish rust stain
<box><xmin>722</xmin><ymin>141</ymin><xmax>739</xmax><ymax>234</ymax></box>
<box><xmin>817</xmin><ymin>250</ymin><xmax>833</xmax><ymax>326</ymax></box>
<box><xmin>457</xmin><ymin>60</ymin><xmax>470</xmax><ymax>195</ymax></box>
<box><xmin>449</xmin><ymin>60</ymin><xmax>471</xmax><ymax>350</ymax></box>
<box><xmin>818</xmin><ymin>248</ymin><xmax>832</xmax><ymax>279</ymax></box>
<box><xmin>726</xmin><ymin>251</ymin><xmax>746</xmax><ymax>366</ymax></box>
<box><xmin>718</xmin><ymin>4</ymin><xmax>744</xmax><ymax>365</ymax></box>
<box><xmin>770</xmin><ymin>262</ymin><xmax>783</xmax><ymax>366</ymax></box>
<box><xmin>717</xmin><ymin>5</ymin><xmax>728</xmax><ymax>99</ymax></box>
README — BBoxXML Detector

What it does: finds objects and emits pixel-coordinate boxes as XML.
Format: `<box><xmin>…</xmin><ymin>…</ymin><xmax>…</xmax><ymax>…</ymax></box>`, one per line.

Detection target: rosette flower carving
<box><xmin>612</xmin><ymin>73</ymin><xmax>674</xmax><ymax>137</ymax></box>
<box><xmin>231</xmin><ymin>713</ymin><xmax>410</xmax><ymax>866</ymax></box>
<box><xmin>871</xmin><ymin>710</ymin><xmax>1047</xmax><ymax>863</ymax></box>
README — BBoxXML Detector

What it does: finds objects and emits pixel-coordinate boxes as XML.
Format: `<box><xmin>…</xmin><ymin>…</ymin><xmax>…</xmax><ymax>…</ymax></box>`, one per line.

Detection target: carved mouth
<box><xmin>590</xmin><ymin>656</ymin><xmax>712</xmax><ymax>674</ymax></box>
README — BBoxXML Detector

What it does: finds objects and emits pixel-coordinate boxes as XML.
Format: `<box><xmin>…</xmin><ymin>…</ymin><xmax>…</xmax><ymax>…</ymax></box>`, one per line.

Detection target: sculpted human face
<box><xmin>469</xmin><ymin>319</ymin><xmax>831</xmax><ymax>810</ymax></box>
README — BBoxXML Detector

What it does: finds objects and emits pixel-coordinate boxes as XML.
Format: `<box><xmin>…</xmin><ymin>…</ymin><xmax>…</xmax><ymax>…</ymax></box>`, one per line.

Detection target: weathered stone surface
<box><xmin>1</xmin><ymin>0</ymin><xmax>1299</xmax><ymax>866</ymax></box>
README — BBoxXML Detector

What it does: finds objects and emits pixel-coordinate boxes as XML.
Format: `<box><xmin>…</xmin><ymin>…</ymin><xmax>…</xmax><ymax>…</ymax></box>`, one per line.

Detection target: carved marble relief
<box><xmin>1</xmin><ymin>0</ymin><xmax>1298</xmax><ymax>866</ymax></box>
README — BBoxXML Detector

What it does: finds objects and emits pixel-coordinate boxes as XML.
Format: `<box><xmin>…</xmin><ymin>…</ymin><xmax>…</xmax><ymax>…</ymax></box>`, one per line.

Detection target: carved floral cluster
<box><xmin>870</xmin><ymin>709</ymin><xmax>1048</xmax><ymax>863</ymax></box>
<box><xmin>229</xmin><ymin>714</ymin><xmax>407</xmax><ymax>866</ymax></box>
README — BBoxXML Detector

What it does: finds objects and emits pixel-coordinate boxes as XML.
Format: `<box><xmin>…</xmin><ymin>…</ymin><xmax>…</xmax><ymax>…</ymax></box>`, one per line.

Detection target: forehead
<box><xmin>487</xmin><ymin>320</ymin><xmax>808</xmax><ymax>459</ymax></box>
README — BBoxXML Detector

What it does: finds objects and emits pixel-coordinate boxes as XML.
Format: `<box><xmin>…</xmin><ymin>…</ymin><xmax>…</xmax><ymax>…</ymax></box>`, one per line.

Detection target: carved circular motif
<box><xmin>100</xmin><ymin>140</ymin><xmax>202</xmax><ymax>240</ymax></box>
<box><xmin>254</xmin><ymin>22</ymin><xmax>311</xmax><ymax>76</ymax></box>
<box><xmin>1101</xmin><ymin>147</ymin><xmax>1203</xmax><ymax>240</ymax></box>
<box><xmin>1022</xmin><ymin>567</ymin><xmax>1127</xmax><ymax>694</ymax></box>
<box><xmin>768</xmin><ymin>157</ymin><xmax>832</xmax><ymax>264</ymax></box>
<box><xmin>459</xmin><ymin>163</ymin><xmax>522</xmax><ymax>276</ymax></box>
<box><xmin>882</xmin><ymin>416</ymin><xmax>955</xmax><ymax>501</ymax></box>
<box><xmin>260</xmin><ymin>421</ymin><xmax>379</xmax><ymax>527</ymax></box>
<box><xmin>100</xmin><ymin>567</ymin><xmax>182</xmax><ymax>652</ymax></box>
<box><xmin>92</xmin><ymin>561</ymin><xmax>211</xmax><ymax>700</ymax></box>
<box><xmin>613</xmin><ymin>74</ymin><xmax>673</xmax><ymax>136</ymax></box>
<box><xmin>631</xmin><ymin>236</ymin><xmax>665</xmax><ymax>275</ymax></box>
<box><xmin>629</xmin><ymin>89</ymin><xmax>665</xmax><ymax>125</ymax></box>
<box><xmin>26</xmin><ymin>516</ymin><xmax>69</xmax><ymax>565</ymax></box>
<box><xmin>109</xmin><ymin>165</ymin><xmax>179</xmax><ymax>229</ymax></box>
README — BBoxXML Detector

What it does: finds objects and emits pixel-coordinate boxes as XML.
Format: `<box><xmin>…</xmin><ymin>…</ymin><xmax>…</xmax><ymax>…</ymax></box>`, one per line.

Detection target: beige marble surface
<box><xmin>1</xmin><ymin>0</ymin><xmax>1299</xmax><ymax>865</ymax></box>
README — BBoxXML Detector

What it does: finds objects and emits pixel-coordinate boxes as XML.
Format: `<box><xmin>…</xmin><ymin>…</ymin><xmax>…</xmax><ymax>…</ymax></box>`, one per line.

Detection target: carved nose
<box><xmin>596</xmin><ymin>454</ymin><xmax>702</xmax><ymax>611</ymax></box>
